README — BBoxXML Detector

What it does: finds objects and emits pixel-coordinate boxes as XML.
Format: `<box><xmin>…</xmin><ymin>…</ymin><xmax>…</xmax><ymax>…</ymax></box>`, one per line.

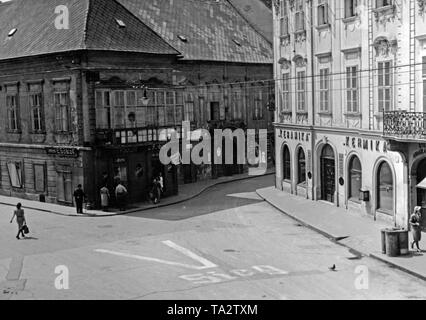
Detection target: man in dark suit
<box><xmin>73</xmin><ymin>184</ymin><xmax>86</xmax><ymax>214</ymax></box>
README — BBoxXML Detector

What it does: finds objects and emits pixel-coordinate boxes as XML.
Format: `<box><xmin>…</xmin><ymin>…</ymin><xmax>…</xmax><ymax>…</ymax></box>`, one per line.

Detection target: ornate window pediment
<box><xmin>278</xmin><ymin>57</ymin><xmax>292</xmax><ymax>69</ymax></box>
<box><xmin>373</xmin><ymin>3</ymin><xmax>397</xmax><ymax>24</ymax></box>
<box><xmin>373</xmin><ymin>37</ymin><xmax>397</xmax><ymax>57</ymax></box>
<box><xmin>292</xmin><ymin>55</ymin><xmax>307</xmax><ymax>67</ymax></box>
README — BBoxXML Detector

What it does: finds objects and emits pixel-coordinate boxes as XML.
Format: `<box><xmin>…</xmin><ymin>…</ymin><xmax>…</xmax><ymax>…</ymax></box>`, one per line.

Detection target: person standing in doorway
<box><xmin>115</xmin><ymin>182</ymin><xmax>128</xmax><ymax>211</ymax></box>
<box><xmin>410</xmin><ymin>206</ymin><xmax>422</xmax><ymax>252</ymax></box>
<box><xmin>73</xmin><ymin>184</ymin><xmax>86</xmax><ymax>214</ymax></box>
<box><xmin>100</xmin><ymin>186</ymin><xmax>110</xmax><ymax>212</ymax></box>
<box><xmin>10</xmin><ymin>203</ymin><xmax>26</xmax><ymax>240</ymax></box>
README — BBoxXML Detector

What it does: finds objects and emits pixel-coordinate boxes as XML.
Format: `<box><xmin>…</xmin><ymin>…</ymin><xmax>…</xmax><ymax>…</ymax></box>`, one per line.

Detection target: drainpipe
<box><xmin>310</xmin><ymin>0</ymin><xmax>316</xmax><ymax>201</ymax></box>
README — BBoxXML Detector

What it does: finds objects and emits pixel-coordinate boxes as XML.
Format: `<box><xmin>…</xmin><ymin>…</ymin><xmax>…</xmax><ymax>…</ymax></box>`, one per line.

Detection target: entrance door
<box><xmin>416</xmin><ymin>158</ymin><xmax>426</xmax><ymax>229</ymax></box>
<box><xmin>321</xmin><ymin>145</ymin><xmax>335</xmax><ymax>203</ymax></box>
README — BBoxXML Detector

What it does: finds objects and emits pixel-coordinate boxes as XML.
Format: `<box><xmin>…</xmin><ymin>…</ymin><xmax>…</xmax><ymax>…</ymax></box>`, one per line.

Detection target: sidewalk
<box><xmin>0</xmin><ymin>168</ymin><xmax>275</xmax><ymax>218</ymax></box>
<box><xmin>257</xmin><ymin>186</ymin><xmax>426</xmax><ymax>282</ymax></box>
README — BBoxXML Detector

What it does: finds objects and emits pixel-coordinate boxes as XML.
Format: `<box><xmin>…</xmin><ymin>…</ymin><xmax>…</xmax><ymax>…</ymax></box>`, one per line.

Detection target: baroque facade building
<box><xmin>0</xmin><ymin>0</ymin><xmax>273</xmax><ymax>208</ymax></box>
<box><xmin>273</xmin><ymin>0</ymin><xmax>426</xmax><ymax>229</ymax></box>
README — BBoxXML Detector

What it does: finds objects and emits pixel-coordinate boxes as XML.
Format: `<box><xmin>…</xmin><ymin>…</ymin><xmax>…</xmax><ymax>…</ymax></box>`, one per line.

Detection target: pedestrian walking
<box><xmin>10</xmin><ymin>203</ymin><xmax>26</xmax><ymax>240</ymax></box>
<box><xmin>410</xmin><ymin>206</ymin><xmax>422</xmax><ymax>252</ymax></box>
<box><xmin>73</xmin><ymin>184</ymin><xmax>86</xmax><ymax>214</ymax></box>
<box><xmin>100</xmin><ymin>186</ymin><xmax>110</xmax><ymax>211</ymax></box>
<box><xmin>115</xmin><ymin>183</ymin><xmax>128</xmax><ymax>211</ymax></box>
<box><xmin>158</xmin><ymin>172</ymin><xmax>164</xmax><ymax>195</ymax></box>
<box><xmin>150</xmin><ymin>178</ymin><xmax>161</xmax><ymax>204</ymax></box>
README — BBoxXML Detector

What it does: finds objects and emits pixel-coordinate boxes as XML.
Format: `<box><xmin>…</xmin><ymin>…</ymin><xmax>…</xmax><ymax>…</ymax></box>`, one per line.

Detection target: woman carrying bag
<box><xmin>410</xmin><ymin>206</ymin><xmax>422</xmax><ymax>253</ymax></box>
<box><xmin>10</xmin><ymin>203</ymin><xmax>28</xmax><ymax>240</ymax></box>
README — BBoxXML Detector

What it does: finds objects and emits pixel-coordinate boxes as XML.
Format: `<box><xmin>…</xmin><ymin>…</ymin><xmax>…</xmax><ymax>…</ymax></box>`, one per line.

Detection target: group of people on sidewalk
<box><xmin>72</xmin><ymin>173</ymin><xmax>164</xmax><ymax>214</ymax></box>
<box><xmin>74</xmin><ymin>182</ymin><xmax>128</xmax><ymax>214</ymax></box>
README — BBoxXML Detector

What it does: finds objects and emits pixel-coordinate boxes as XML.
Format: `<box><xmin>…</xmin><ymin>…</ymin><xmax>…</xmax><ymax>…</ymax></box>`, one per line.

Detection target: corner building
<box><xmin>273</xmin><ymin>0</ymin><xmax>426</xmax><ymax>229</ymax></box>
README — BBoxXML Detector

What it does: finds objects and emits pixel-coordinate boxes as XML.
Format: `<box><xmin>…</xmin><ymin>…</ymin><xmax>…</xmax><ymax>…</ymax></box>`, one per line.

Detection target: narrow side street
<box><xmin>1</xmin><ymin>176</ymin><xmax>425</xmax><ymax>300</ymax></box>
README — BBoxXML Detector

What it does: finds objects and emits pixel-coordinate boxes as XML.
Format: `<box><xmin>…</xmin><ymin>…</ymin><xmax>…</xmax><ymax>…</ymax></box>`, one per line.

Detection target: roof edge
<box><xmin>109</xmin><ymin>0</ymin><xmax>182</xmax><ymax>56</ymax></box>
<box><xmin>225</xmin><ymin>0</ymin><xmax>272</xmax><ymax>46</ymax></box>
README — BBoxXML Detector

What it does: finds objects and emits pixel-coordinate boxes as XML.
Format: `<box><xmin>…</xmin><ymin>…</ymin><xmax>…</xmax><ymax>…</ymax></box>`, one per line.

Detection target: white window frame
<box><xmin>6</xmin><ymin>94</ymin><xmax>19</xmax><ymax>132</ymax></box>
<box><xmin>30</xmin><ymin>92</ymin><xmax>44</xmax><ymax>133</ymax></box>
<box><xmin>346</xmin><ymin>65</ymin><xmax>359</xmax><ymax>113</ymax></box>
<box><xmin>7</xmin><ymin>161</ymin><xmax>23</xmax><ymax>189</ymax></box>
<box><xmin>54</xmin><ymin>91</ymin><xmax>70</xmax><ymax>133</ymax></box>
<box><xmin>377</xmin><ymin>61</ymin><xmax>393</xmax><ymax>112</ymax></box>
<box><xmin>282</xmin><ymin>72</ymin><xmax>291</xmax><ymax>112</ymax></box>
<box><xmin>319</xmin><ymin>68</ymin><xmax>330</xmax><ymax>112</ymax></box>
<box><xmin>317</xmin><ymin>0</ymin><xmax>329</xmax><ymax>26</ymax></box>
<box><xmin>280</xmin><ymin>0</ymin><xmax>289</xmax><ymax>36</ymax></box>
<box><xmin>296</xmin><ymin>70</ymin><xmax>306</xmax><ymax>112</ymax></box>
<box><xmin>345</xmin><ymin>0</ymin><xmax>357</xmax><ymax>18</ymax></box>
<box><xmin>295</xmin><ymin>0</ymin><xmax>305</xmax><ymax>32</ymax></box>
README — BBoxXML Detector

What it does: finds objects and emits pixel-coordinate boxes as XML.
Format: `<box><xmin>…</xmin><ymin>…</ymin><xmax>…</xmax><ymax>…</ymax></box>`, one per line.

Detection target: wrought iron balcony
<box><xmin>383</xmin><ymin>111</ymin><xmax>426</xmax><ymax>140</ymax></box>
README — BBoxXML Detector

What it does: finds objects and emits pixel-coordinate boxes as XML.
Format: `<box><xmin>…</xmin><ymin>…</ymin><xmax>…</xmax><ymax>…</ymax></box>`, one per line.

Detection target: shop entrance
<box><xmin>415</xmin><ymin>158</ymin><xmax>426</xmax><ymax>229</ymax></box>
<box><xmin>321</xmin><ymin>145</ymin><xmax>335</xmax><ymax>203</ymax></box>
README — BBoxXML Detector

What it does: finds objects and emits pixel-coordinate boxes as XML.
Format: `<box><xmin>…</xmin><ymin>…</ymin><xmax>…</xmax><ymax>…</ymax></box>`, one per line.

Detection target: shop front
<box><xmin>275</xmin><ymin>126</ymin><xmax>409</xmax><ymax>228</ymax></box>
<box><xmin>95</xmin><ymin>144</ymin><xmax>178</xmax><ymax>208</ymax></box>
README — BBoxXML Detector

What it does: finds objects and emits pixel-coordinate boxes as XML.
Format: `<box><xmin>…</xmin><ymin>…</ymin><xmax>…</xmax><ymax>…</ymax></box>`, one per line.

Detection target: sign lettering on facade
<box><xmin>344</xmin><ymin>137</ymin><xmax>387</xmax><ymax>154</ymax></box>
<box><xmin>278</xmin><ymin>129</ymin><xmax>310</xmax><ymax>142</ymax></box>
<box><xmin>45</xmin><ymin>147</ymin><xmax>79</xmax><ymax>158</ymax></box>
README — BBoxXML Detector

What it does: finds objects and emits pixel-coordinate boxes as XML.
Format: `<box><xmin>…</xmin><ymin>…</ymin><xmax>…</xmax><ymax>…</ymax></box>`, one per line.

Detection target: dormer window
<box><xmin>115</xmin><ymin>19</ymin><xmax>126</xmax><ymax>28</ymax></box>
<box><xmin>8</xmin><ymin>28</ymin><xmax>17</xmax><ymax>37</ymax></box>
<box><xmin>178</xmin><ymin>35</ymin><xmax>188</xmax><ymax>42</ymax></box>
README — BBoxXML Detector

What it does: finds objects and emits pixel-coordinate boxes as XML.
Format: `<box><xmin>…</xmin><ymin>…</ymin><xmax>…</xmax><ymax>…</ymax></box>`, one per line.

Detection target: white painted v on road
<box><xmin>95</xmin><ymin>241</ymin><xmax>217</xmax><ymax>271</ymax></box>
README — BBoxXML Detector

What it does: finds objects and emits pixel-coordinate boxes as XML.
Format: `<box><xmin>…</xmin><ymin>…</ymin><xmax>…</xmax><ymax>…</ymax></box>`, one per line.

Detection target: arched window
<box><xmin>298</xmin><ymin>148</ymin><xmax>306</xmax><ymax>185</ymax></box>
<box><xmin>377</xmin><ymin>161</ymin><xmax>393</xmax><ymax>213</ymax></box>
<box><xmin>322</xmin><ymin>144</ymin><xmax>335</xmax><ymax>159</ymax></box>
<box><xmin>349</xmin><ymin>156</ymin><xmax>362</xmax><ymax>201</ymax></box>
<box><xmin>283</xmin><ymin>145</ymin><xmax>291</xmax><ymax>181</ymax></box>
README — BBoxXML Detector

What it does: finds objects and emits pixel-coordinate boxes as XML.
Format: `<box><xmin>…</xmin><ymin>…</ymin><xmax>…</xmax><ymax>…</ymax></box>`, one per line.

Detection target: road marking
<box><xmin>162</xmin><ymin>241</ymin><xmax>217</xmax><ymax>269</ymax></box>
<box><xmin>6</xmin><ymin>255</ymin><xmax>24</xmax><ymax>281</ymax></box>
<box><xmin>179</xmin><ymin>266</ymin><xmax>289</xmax><ymax>285</ymax></box>
<box><xmin>95</xmin><ymin>241</ymin><xmax>217</xmax><ymax>271</ymax></box>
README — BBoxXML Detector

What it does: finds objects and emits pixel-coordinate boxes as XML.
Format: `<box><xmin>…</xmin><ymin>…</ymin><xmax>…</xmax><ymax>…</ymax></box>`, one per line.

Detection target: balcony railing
<box><xmin>383</xmin><ymin>111</ymin><xmax>426</xmax><ymax>139</ymax></box>
<box><xmin>96</xmin><ymin>126</ymin><xmax>182</xmax><ymax>146</ymax></box>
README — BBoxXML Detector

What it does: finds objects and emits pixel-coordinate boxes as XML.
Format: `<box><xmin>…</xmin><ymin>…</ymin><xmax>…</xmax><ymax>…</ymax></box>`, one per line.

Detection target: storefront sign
<box><xmin>278</xmin><ymin>129</ymin><xmax>310</xmax><ymax>142</ymax></box>
<box><xmin>344</xmin><ymin>137</ymin><xmax>387</xmax><ymax>153</ymax></box>
<box><xmin>46</xmin><ymin>147</ymin><xmax>79</xmax><ymax>158</ymax></box>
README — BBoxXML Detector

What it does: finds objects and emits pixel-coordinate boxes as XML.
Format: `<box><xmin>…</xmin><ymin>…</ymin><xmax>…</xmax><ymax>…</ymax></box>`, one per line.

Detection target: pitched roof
<box><xmin>227</xmin><ymin>0</ymin><xmax>273</xmax><ymax>43</ymax></box>
<box><xmin>117</xmin><ymin>0</ymin><xmax>273</xmax><ymax>64</ymax></box>
<box><xmin>0</xmin><ymin>0</ymin><xmax>179</xmax><ymax>61</ymax></box>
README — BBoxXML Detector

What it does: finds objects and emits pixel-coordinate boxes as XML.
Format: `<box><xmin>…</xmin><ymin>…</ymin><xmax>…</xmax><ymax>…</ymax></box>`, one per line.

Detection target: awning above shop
<box><xmin>416</xmin><ymin>177</ymin><xmax>426</xmax><ymax>190</ymax></box>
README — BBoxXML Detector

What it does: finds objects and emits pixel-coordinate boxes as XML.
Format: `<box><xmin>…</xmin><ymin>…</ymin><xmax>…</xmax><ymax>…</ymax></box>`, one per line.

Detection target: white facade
<box><xmin>272</xmin><ymin>0</ymin><xmax>426</xmax><ymax>228</ymax></box>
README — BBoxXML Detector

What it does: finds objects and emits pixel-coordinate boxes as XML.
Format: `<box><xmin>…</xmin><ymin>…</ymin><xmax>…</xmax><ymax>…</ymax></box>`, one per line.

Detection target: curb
<box><xmin>0</xmin><ymin>172</ymin><xmax>275</xmax><ymax>218</ymax></box>
<box><xmin>256</xmin><ymin>189</ymin><xmax>426</xmax><ymax>282</ymax></box>
<box><xmin>255</xmin><ymin>190</ymin><xmax>347</xmax><ymax>242</ymax></box>
<box><xmin>369</xmin><ymin>253</ymin><xmax>426</xmax><ymax>282</ymax></box>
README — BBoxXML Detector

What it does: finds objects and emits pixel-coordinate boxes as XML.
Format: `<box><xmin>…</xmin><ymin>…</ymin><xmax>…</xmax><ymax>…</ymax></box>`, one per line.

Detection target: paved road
<box><xmin>0</xmin><ymin>175</ymin><xmax>426</xmax><ymax>300</ymax></box>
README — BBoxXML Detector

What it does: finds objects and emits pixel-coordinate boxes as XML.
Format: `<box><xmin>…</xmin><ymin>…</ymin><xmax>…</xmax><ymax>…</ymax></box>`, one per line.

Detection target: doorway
<box><xmin>416</xmin><ymin>158</ymin><xmax>426</xmax><ymax>229</ymax></box>
<box><xmin>321</xmin><ymin>145</ymin><xmax>336</xmax><ymax>203</ymax></box>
